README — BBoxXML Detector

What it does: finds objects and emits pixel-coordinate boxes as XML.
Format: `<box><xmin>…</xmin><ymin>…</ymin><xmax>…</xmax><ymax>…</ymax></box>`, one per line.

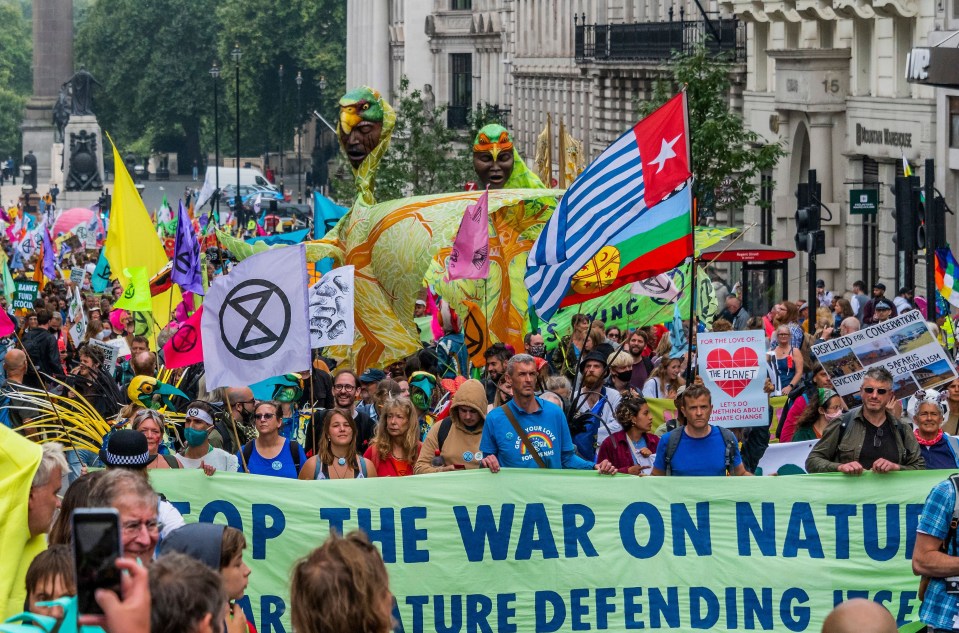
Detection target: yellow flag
<box><xmin>103</xmin><ymin>135</ymin><xmax>179</xmax><ymax>328</ymax></box>
<box><xmin>113</xmin><ymin>267</ymin><xmax>152</xmax><ymax>312</ymax></box>
<box><xmin>0</xmin><ymin>424</ymin><xmax>43</xmax><ymax>619</ymax></box>
<box><xmin>534</xmin><ymin>113</ymin><xmax>552</xmax><ymax>186</ymax></box>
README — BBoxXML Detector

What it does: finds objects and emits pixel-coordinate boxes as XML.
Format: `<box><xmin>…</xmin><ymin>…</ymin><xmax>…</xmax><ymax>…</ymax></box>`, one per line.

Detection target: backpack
<box><xmin>241</xmin><ymin>439</ymin><xmax>302</xmax><ymax>474</ymax></box>
<box><xmin>662</xmin><ymin>426</ymin><xmax>738</xmax><ymax>475</ymax></box>
<box><xmin>436</xmin><ymin>418</ymin><xmax>454</xmax><ymax>451</ymax></box>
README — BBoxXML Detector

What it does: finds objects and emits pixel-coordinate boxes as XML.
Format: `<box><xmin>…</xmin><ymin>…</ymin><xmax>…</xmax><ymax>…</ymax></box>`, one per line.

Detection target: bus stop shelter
<box><xmin>700</xmin><ymin>238</ymin><xmax>797</xmax><ymax>317</ymax></box>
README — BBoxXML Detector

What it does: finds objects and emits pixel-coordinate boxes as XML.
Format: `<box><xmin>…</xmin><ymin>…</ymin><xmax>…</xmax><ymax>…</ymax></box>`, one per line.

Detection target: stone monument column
<box><xmin>22</xmin><ymin>0</ymin><xmax>74</xmax><ymax>188</ymax></box>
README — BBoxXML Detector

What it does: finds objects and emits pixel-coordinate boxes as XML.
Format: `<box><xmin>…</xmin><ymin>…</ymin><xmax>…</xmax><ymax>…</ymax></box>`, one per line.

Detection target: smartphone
<box><xmin>71</xmin><ymin>508</ymin><xmax>122</xmax><ymax>615</ymax></box>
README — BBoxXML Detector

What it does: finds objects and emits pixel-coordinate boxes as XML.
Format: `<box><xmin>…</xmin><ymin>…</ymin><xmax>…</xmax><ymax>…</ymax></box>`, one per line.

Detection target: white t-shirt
<box><xmin>176</xmin><ymin>447</ymin><xmax>239</xmax><ymax>473</ymax></box>
<box><xmin>158</xmin><ymin>499</ymin><xmax>184</xmax><ymax>539</ymax></box>
<box><xmin>577</xmin><ymin>387</ymin><xmax>622</xmax><ymax>448</ymax></box>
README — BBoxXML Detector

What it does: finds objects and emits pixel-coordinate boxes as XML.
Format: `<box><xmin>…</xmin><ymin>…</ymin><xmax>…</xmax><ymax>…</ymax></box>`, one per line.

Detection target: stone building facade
<box><xmin>721</xmin><ymin>0</ymin><xmax>941</xmax><ymax>298</ymax></box>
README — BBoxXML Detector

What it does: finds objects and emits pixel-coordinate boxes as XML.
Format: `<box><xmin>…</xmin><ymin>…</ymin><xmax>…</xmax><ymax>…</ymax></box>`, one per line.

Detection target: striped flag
<box><xmin>526</xmin><ymin>92</ymin><xmax>692</xmax><ymax>319</ymax></box>
<box><xmin>935</xmin><ymin>248</ymin><xmax>959</xmax><ymax>309</ymax></box>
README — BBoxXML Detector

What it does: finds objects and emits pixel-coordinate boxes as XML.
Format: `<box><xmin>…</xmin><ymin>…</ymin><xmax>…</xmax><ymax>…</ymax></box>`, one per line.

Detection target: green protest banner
<box><xmin>543</xmin><ymin>263</ymin><xmax>716</xmax><ymax>349</ymax></box>
<box><xmin>151</xmin><ymin>468</ymin><xmax>941</xmax><ymax>633</ymax></box>
<box><xmin>12</xmin><ymin>280</ymin><xmax>39</xmax><ymax>310</ymax></box>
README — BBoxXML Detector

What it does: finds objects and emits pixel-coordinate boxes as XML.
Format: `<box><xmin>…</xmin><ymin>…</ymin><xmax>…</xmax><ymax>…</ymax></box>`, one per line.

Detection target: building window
<box><xmin>448</xmin><ymin>53</ymin><xmax>472</xmax><ymax>129</ymax></box>
<box><xmin>862</xmin><ymin>157</ymin><xmax>879</xmax><ymax>290</ymax></box>
<box><xmin>451</xmin><ymin>0</ymin><xmax>471</xmax><ymax>10</ymax></box>
<box><xmin>950</xmin><ymin>97</ymin><xmax>959</xmax><ymax>148</ymax></box>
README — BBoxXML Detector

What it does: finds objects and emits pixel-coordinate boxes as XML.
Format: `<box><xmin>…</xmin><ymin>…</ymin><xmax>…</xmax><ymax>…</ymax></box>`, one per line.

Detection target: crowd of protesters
<box><xmin>7</xmin><ymin>228</ymin><xmax>959</xmax><ymax>633</ymax></box>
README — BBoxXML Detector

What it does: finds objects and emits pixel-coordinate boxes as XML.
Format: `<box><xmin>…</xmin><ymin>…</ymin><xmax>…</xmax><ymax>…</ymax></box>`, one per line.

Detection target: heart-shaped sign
<box><xmin>705</xmin><ymin>347</ymin><xmax>759</xmax><ymax>398</ymax></box>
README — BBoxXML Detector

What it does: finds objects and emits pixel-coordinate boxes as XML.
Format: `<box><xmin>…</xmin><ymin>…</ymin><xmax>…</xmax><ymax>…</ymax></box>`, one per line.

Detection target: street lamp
<box><xmin>209</xmin><ymin>62</ymin><xmax>221</xmax><ymax>220</ymax></box>
<box><xmin>278</xmin><ymin>64</ymin><xmax>284</xmax><ymax>180</ymax></box>
<box><xmin>296</xmin><ymin>70</ymin><xmax>302</xmax><ymax>204</ymax></box>
<box><xmin>232</xmin><ymin>43</ymin><xmax>241</xmax><ymax>219</ymax></box>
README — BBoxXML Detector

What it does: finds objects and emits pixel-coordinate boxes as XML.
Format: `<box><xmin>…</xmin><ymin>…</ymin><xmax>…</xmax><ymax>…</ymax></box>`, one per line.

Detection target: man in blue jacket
<box><xmin>479</xmin><ymin>353</ymin><xmax>617</xmax><ymax>473</ymax></box>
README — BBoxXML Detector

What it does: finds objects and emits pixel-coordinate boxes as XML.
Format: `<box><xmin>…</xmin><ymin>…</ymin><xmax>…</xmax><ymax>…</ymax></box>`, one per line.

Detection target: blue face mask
<box><xmin>183</xmin><ymin>426</ymin><xmax>209</xmax><ymax>447</ymax></box>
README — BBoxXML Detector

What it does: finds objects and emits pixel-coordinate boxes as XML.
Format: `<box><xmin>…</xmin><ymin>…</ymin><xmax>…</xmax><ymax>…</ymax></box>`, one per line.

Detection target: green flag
<box><xmin>113</xmin><ymin>267</ymin><xmax>152</xmax><ymax>312</ymax></box>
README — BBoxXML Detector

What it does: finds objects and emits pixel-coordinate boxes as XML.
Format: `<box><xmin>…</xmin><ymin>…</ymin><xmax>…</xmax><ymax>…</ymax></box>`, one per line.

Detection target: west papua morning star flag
<box><xmin>172</xmin><ymin>200</ymin><xmax>204</xmax><ymax>295</ymax></box>
<box><xmin>201</xmin><ymin>244</ymin><xmax>311</xmax><ymax>389</ymax></box>
<box><xmin>526</xmin><ymin>91</ymin><xmax>691</xmax><ymax>320</ymax></box>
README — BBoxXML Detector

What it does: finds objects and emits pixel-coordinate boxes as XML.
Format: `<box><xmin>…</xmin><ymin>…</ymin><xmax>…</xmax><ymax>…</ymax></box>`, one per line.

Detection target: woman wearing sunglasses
<box><xmin>236</xmin><ymin>401</ymin><xmax>306</xmax><ymax>478</ymax></box>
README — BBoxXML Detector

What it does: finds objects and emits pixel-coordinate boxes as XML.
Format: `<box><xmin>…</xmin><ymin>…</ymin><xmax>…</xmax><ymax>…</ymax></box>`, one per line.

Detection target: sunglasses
<box><xmin>254</xmin><ymin>412</ymin><xmax>276</xmax><ymax>420</ymax></box>
<box><xmin>862</xmin><ymin>387</ymin><xmax>889</xmax><ymax>395</ymax></box>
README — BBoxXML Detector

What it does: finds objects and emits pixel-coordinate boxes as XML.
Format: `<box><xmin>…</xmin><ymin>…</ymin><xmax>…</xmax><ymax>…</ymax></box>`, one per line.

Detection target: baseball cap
<box><xmin>816</xmin><ymin>279</ymin><xmax>825</xmax><ymax>288</ymax></box>
<box><xmin>415</xmin><ymin>299</ymin><xmax>426</xmax><ymax>306</ymax></box>
<box><xmin>359</xmin><ymin>368</ymin><xmax>387</xmax><ymax>383</ymax></box>
<box><xmin>873</xmin><ymin>282</ymin><xmax>886</xmax><ymax>291</ymax></box>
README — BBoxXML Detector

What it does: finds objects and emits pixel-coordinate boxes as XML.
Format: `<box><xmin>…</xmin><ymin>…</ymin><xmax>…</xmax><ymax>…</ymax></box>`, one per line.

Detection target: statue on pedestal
<box><xmin>52</xmin><ymin>88</ymin><xmax>70</xmax><ymax>143</ymax></box>
<box><xmin>63</xmin><ymin>68</ymin><xmax>101</xmax><ymax>116</ymax></box>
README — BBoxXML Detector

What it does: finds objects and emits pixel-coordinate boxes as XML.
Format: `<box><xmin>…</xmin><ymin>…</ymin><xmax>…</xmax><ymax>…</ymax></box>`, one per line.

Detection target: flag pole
<box><xmin>682</xmin><ymin>88</ymin><xmax>697</xmax><ymax>384</ymax></box>
<box><xmin>13</xmin><ymin>328</ymin><xmax>80</xmax><ymax>454</ymax></box>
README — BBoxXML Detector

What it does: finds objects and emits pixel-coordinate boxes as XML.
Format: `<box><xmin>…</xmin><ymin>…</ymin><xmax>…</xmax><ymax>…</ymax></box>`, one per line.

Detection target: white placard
<box><xmin>696</xmin><ymin>330</ymin><xmax>770</xmax><ymax>427</ymax></box>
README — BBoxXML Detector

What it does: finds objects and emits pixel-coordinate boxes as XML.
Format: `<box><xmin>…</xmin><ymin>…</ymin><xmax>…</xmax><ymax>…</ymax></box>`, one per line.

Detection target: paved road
<box><xmin>0</xmin><ymin>175</ymin><xmax>200</xmax><ymax>214</ymax></box>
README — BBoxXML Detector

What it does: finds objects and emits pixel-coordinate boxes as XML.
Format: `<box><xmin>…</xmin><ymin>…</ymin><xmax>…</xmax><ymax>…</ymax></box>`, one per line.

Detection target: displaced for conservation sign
<box><xmin>696</xmin><ymin>330</ymin><xmax>769</xmax><ymax>427</ymax></box>
<box><xmin>812</xmin><ymin>310</ymin><xmax>957</xmax><ymax>408</ymax></box>
<box><xmin>151</xmin><ymin>469</ymin><xmax>941</xmax><ymax>633</ymax></box>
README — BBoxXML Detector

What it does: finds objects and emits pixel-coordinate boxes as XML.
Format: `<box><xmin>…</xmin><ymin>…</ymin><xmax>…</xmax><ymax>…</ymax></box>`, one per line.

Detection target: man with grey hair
<box><xmin>479</xmin><ymin>354</ymin><xmax>617</xmax><ymax>473</ymax></box>
<box><xmin>806</xmin><ymin>367</ymin><xmax>923</xmax><ymax>474</ymax></box>
<box><xmin>29</xmin><ymin>443</ymin><xmax>68</xmax><ymax>538</ymax></box>
<box><xmin>2</xmin><ymin>349</ymin><xmax>31</xmax><ymax>429</ymax></box>
<box><xmin>839</xmin><ymin>317</ymin><xmax>860</xmax><ymax>336</ymax></box>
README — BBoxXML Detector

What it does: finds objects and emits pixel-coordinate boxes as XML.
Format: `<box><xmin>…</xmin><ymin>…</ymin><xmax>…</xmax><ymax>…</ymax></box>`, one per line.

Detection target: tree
<box><xmin>0</xmin><ymin>0</ymin><xmax>31</xmax><ymax>160</ymax></box>
<box><xmin>374</xmin><ymin>76</ymin><xmax>473</xmax><ymax>200</ymax></box>
<box><xmin>639</xmin><ymin>43</ymin><xmax>784</xmax><ymax>218</ymax></box>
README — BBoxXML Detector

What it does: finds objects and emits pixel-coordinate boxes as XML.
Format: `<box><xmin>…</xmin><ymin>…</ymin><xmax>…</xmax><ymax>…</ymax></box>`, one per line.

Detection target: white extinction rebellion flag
<box><xmin>202</xmin><ymin>245</ymin><xmax>311</xmax><ymax>389</ymax></box>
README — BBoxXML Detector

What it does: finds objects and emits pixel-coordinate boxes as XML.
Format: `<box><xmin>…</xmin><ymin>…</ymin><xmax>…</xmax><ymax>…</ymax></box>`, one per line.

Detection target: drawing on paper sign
<box><xmin>309</xmin><ymin>266</ymin><xmax>355</xmax><ymax>348</ymax></box>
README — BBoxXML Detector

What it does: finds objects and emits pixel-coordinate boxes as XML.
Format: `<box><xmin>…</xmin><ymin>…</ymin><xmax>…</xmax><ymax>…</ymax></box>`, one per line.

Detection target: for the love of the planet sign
<box><xmin>697</xmin><ymin>330</ymin><xmax>769</xmax><ymax>427</ymax></box>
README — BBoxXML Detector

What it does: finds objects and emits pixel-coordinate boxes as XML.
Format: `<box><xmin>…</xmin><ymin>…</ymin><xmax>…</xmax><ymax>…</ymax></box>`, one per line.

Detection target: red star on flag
<box><xmin>633</xmin><ymin>91</ymin><xmax>692</xmax><ymax>208</ymax></box>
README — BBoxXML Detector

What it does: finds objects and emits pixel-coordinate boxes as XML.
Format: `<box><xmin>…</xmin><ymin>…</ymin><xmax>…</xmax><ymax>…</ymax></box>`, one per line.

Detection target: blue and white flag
<box><xmin>172</xmin><ymin>200</ymin><xmax>204</xmax><ymax>295</ymax></box>
<box><xmin>201</xmin><ymin>244</ymin><xmax>311</xmax><ymax>389</ymax></box>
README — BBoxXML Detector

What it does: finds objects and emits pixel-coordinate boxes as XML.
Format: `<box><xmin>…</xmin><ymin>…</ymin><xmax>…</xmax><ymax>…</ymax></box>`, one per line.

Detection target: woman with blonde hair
<box><xmin>130</xmin><ymin>408</ymin><xmax>180</xmax><ymax>469</ymax></box>
<box><xmin>607</xmin><ymin>349</ymin><xmax>638</xmax><ymax>397</ymax></box>
<box><xmin>300</xmin><ymin>409</ymin><xmax>377</xmax><ymax>480</ymax></box>
<box><xmin>364</xmin><ymin>397</ymin><xmax>421</xmax><ymax>477</ymax></box>
<box><xmin>642</xmin><ymin>356</ymin><xmax>684</xmax><ymax>399</ymax></box>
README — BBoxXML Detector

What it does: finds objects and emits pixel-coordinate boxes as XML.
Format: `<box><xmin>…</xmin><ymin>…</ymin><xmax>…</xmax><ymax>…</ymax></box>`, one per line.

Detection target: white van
<box><xmin>194</xmin><ymin>166</ymin><xmax>278</xmax><ymax>209</ymax></box>
<box><xmin>203</xmin><ymin>166</ymin><xmax>274</xmax><ymax>189</ymax></box>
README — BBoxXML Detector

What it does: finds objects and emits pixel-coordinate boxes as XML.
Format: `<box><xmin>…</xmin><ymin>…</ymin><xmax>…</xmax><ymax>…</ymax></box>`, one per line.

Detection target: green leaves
<box><xmin>0</xmin><ymin>0</ymin><xmax>30</xmax><ymax>157</ymax></box>
<box><xmin>638</xmin><ymin>42</ymin><xmax>785</xmax><ymax>216</ymax></box>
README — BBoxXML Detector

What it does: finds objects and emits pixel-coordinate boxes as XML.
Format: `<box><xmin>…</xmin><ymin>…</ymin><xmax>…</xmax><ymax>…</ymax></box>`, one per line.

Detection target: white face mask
<box><xmin>823</xmin><ymin>409</ymin><xmax>843</xmax><ymax>422</ymax></box>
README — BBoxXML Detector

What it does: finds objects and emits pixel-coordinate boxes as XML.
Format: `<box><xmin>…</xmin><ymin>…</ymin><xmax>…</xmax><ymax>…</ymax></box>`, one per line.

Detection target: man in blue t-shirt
<box><xmin>651</xmin><ymin>384</ymin><xmax>749</xmax><ymax>477</ymax></box>
<box><xmin>479</xmin><ymin>354</ymin><xmax>617</xmax><ymax>474</ymax></box>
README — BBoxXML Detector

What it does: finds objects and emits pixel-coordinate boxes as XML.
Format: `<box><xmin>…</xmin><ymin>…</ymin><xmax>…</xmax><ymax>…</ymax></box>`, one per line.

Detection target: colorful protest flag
<box><xmin>1</xmin><ymin>257</ymin><xmax>14</xmax><ymax>305</ymax></box>
<box><xmin>163</xmin><ymin>306</ymin><xmax>204</xmax><ymax>369</ymax></box>
<box><xmin>309</xmin><ymin>266</ymin><xmax>355</xmax><ymax>348</ymax></box>
<box><xmin>113</xmin><ymin>267</ymin><xmax>152</xmax><ymax>312</ymax></box>
<box><xmin>40</xmin><ymin>229</ymin><xmax>57</xmax><ymax>281</ymax></box>
<box><xmin>0</xmin><ymin>309</ymin><xmax>15</xmax><ymax>338</ymax></box>
<box><xmin>201</xmin><ymin>244</ymin><xmax>311</xmax><ymax>389</ymax></box>
<box><xmin>526</xmin><ymin>91</ymin><xmax>691</xmax><ymax>319</ymax></box>
<box><xmin>103</xmin><ymin>135</ymin><xmax>179</xmax><ymax>327</ymax></box>
<box><xmin>935</xmin><ymin>248</ymin><xmax>959</xmax><ymax>309</ymax></box>
<box><xmin>172</xmin><ymin>201</ymin><xmax>204</xmax><ymax>295</ymax></box>
<box><xmin>446</xmin><ymin>189</ymin><xmax>490</xmax><ymax>281</ymax></box>
<box><xmin>91</xmin><ymin>250</ymin><xmax>112</xmax><ymax>294</ymax></box>
<box><xmin>313</xmin><ymin>191</ymin><xmax>347</xmax><ymax>239</ymax></box>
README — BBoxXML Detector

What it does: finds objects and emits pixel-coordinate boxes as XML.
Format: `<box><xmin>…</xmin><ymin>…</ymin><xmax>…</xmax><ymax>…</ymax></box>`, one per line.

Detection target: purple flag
<box><xmin>446</xmin><ymin>189</ymin><xmax>490</xmax><ymax>281</ymax></box>
<box><xmin>172</xmin><ymin>200</ymin><xmax>204</xmax><ymax>295</ymax></box>
<box><xmin>41</xmin><ymin>228</ymin><xmax>57</xmax><ymax>280</ymax></box>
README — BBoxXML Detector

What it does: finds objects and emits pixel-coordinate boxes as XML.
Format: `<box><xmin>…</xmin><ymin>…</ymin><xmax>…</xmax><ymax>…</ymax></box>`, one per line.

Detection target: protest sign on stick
<box><xmin>812</xmin><ymin>310</ymin><xmax>957</xmax><ymax>408</ymax></box>
<box><xmin>696</xmin><ymin>330</ymin><xmax>769</xmax><ymax>427</ymax></box>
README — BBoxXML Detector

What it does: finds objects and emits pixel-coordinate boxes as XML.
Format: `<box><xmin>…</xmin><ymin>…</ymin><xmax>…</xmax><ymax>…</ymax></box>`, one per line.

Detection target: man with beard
<box><xmin>483</xmin><ymin>343</ymin><xmax>512</xmax><ymax>404</ymax></box>
<box><xmin>862</xmin><ymin>282</ymin><xmax>897</xmax><ymax>325</ymax></box>
<box><xmin>524</xmin><ymin>332</ymin><xmax>547</xmax><ymax>360</ymax></box>
<box><xmin>573</xmin><ymin>350</ymin><xmax>622</xmax><ymax>451</ymax></box>
<box><xmin>304</xmin><ymin>369</ymin><xmax>375</xmax><ymax>456</ymax></box>
<box><xmin>627</xmin><ymin>330</ymin><xmax>655</xmax><ymax>391</ymax></box>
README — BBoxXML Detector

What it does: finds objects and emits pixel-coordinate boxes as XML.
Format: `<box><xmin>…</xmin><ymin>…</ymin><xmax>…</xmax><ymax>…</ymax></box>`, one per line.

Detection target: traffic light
<box><xmin>892</xmin><ymin>175</ymin><xmax>920</xmax><ymax>252</ymax></box>
<box><xmin>795</xmin><ymin>182</ymin><xmax>824</xmax><ymax>255</ymax></box>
